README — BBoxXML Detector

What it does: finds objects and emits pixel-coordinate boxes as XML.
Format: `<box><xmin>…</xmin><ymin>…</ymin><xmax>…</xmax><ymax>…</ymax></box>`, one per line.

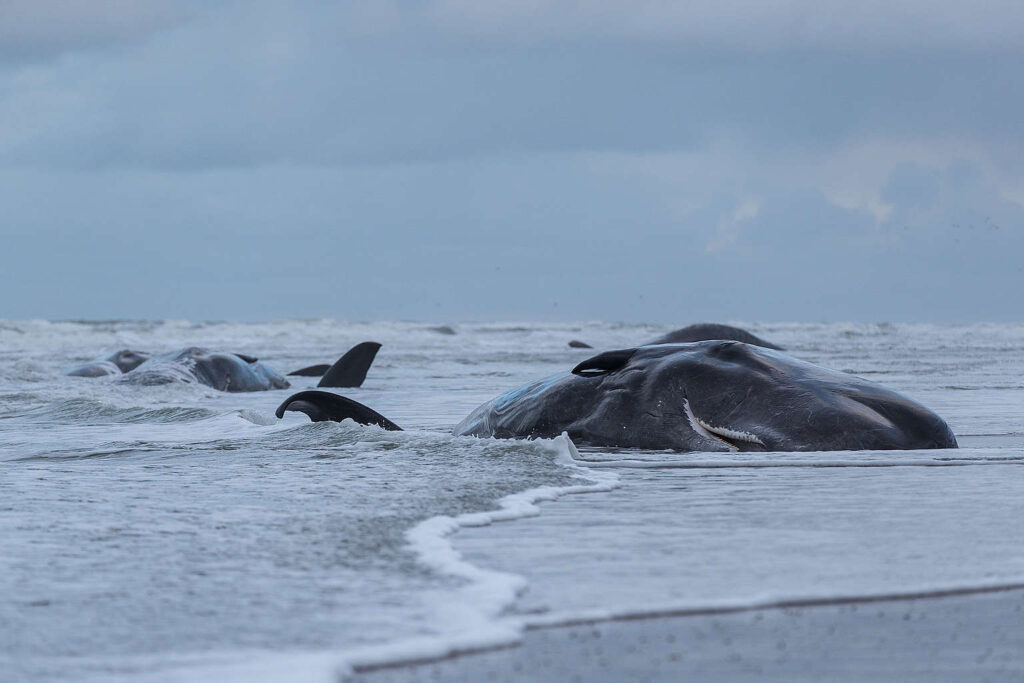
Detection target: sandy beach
<box><xmin>352</xmin><ymin>588</ymin><xmax>1024</xmax><ymax>682</ymax></box>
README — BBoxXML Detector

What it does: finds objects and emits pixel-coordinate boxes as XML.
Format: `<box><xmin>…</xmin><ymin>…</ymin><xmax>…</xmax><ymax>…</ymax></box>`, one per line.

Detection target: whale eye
<box><xmin>572</xmin><ymin>348</ymin><xmax>638</xmax><ymax>377</ymax></box>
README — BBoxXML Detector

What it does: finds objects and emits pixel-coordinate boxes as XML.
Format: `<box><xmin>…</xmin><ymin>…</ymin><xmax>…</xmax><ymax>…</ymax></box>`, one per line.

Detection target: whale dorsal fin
<box><xmin>275</xmin><ymin>390</ymin><xmax>402</xmax><ymax>430</ymax></box>
<box><xmin>318</xmin><ymin>342</ymin><xmax>382</xmax><ymax>388</ymax></box>
<box><xmin>572</xmin><ymin>348</ymin><xmax>638</xmax><ymax>377</ymax></box>
<box><xmin>234</xmin><ymin>353</ymin><xmax>259</xmax><ymax>364</ymax></box>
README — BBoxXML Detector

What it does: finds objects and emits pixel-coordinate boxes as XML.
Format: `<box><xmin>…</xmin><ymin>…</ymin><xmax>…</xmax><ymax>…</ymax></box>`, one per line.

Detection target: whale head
<box><xmin>568</xmin><ymin>341</ymin><xmax>958</xmax><ymax>452</ymax></box>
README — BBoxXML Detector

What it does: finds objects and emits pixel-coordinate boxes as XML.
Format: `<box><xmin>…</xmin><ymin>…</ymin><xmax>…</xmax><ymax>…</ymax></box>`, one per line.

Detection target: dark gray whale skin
<box><xmin>453</xmin><ymin>341</ymin><xmax>957</xmax><ymax>452</ymax></box>
<box><xmin>288</xmin><ymin>364</ymin><xmax>331</xmax><ymax>377</ymax></box>
<box><xmin>279</xmin><ymin>341</ymin><xmax>957</xmax><ymax>452</ymax></box>
<box><xmin>318</xmin><ymin>342</ymin><xmax>381</xmax><ymax>388</ymax></box>
<box><xmin>648</xmin><ymin>323</ymin><xmax>782</xmax><ymax>350</ymax></box>
<box><xmin>120</xmin><ymin>347</ymin><xmax>290</xmax><ymax>392</ymax></box>
<box><xmin>65</xmin><ymin>349</ymin><xmax>152</xmax><ymax>377</ymax></box>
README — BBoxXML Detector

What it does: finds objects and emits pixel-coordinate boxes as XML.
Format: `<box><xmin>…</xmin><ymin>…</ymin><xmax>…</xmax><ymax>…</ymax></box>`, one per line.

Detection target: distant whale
<box><xmin>566</xmin><ymin>323</ymin><xmax>781</xmax><ymax>354</ymax></box>
<box><xmin>647</xmin><ymin>323</ymin><xmax>782</xmax><ymax>349</ymax></box>
<box><xmin>66</xmin><ymin>342</ymin><xmax>383</xmax><ymax>392</ymax></box>
<box><xmin>120</xmin><ymin>347</ymin><xmax>291</xmax><ymax>392</ymax></box>
<box><xmin>277</xmin><ymin>341</ymin><xmax>957</xmax><ymax>452</ymax></box>
<box><xmin>65</xmin><ymin>349</ymin><xmax>152</xmax><ymax>377</ymax></box>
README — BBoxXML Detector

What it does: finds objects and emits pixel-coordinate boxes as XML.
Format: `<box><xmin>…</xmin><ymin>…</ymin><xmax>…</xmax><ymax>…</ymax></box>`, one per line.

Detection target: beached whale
<box><xmin>276</xmin><ymin>341</ymin><xmax>957</xmax><ymax>452</ymax></box>
<box><xmin>66</xmin><ymin>342</ymin><xmax>383</xmax><ymax>392</ymax></box>
<box><xmin>65</xmin><ymin>349</ymin><xmax>152</xmax><ymax>377</ymax></box>
<box><xmin>119</xmin><ymin>347</ymin><xmax>291</xmax><ymax>392</ymax></box>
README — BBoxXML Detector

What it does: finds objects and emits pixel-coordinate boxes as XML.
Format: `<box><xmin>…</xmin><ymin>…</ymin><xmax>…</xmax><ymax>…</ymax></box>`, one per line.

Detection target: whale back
<box><xmin>648</xmin><ymin>323</ymin><xmax>782</xmax><ymax>349</ymax></box>
<box><xmin>65</xmin><ymin>349</ymin><xmax>151</xmax><ymax>377</ymax></box>
<box><xmin>121</xmin><ymin>347</ymin><xmax>290</xmax><ymax>392</ymax></box>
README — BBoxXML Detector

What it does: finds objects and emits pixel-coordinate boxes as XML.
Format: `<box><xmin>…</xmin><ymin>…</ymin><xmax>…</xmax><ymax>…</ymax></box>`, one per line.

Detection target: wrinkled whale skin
<box><xmin>453</xmin><ymin>341</ymin><xmax>956</xmax><ymax>452</ymax></box>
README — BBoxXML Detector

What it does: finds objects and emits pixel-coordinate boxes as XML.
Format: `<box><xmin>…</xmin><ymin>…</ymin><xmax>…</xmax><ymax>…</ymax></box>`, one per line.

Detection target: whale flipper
<box><xmin>276</xmin><ymin>390</ymin><xmax>402</xmax><ymax>430</ymax></box>
<box><xmin>287</xmin><ymin>364</ymin><xmax>331</xmax><ymax>377</ymax></box>
<box><xmin>572</xmin><ymin>348</ymin><xmax>638</xmax><ymax>376</ymax></box>
<box><xmin>317</xmin><ymin>342</ymin><xmax>382</xmax><ymax>388</ymax></box>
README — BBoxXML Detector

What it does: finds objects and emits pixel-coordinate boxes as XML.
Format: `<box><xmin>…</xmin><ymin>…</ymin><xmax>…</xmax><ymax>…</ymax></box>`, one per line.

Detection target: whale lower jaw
<box><xmin>684</xmin><ymin>400</ymin><xmax>766</xmax><ymax>451</ymax></box>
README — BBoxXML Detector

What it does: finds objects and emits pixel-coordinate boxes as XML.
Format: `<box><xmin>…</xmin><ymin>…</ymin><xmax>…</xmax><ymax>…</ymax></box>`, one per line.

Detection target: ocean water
<box><xmin>1</xmin><ymin>320</ymin><xmax>1022</xmax><ymax>681</ymax></box>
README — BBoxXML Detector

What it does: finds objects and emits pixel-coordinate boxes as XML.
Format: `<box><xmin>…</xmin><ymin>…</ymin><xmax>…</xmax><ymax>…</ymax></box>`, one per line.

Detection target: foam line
<box><xmin>335</xmin><ymin>434</ymin><xmax>620</xmax><ymax>673</ymax></box>
<box><xmin>84</xmin><ymin>579</ymin><xmax>1024</xmax><ymax>682</ymax></box>
<box><xmin>136</xmin><ymin>434</ymin><xmax>619</xmax><ymax>682</ymax></box>
<box><xmin>523</xmin><ymin>577</ymin><xmax>1024</xmax><ymax>629</ymax></box>
<box><xmin>575</xmin><ymin>457</ymin><xmax>1024</xmax><ymax>469</ymax></box>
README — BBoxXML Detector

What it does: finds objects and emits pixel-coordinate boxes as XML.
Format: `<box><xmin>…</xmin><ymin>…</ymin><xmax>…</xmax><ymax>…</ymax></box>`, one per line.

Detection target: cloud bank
<box><xmin>0</xmin><ymin>1</ymin><xmax>1020</xmax><ymax>321</ymax></box>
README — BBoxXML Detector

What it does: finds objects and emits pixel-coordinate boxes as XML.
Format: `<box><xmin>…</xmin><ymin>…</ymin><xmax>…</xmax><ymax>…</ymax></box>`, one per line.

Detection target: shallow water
<box><xmin>1</xmin><ymin>320</ymin><xmax>1022</xmax><ymax>681</ymax></box>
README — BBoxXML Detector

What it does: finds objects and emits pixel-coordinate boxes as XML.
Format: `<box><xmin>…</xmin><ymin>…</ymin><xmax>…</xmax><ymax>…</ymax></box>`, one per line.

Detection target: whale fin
<box><xmin>234</xmin><ymin>353</ymin><xmax>259</xmax><ymax>364</ymax></box>
<box><xmin>317</xmin><ymin>342</ymin><xmax>382</xmax><ymax>388</ymax></box>
<box><xmin>275</xmin><ymin>390</ymin><xmax>403</xmax><ymax>430</ymax></box>
<box><xmin>287</xmin><ymin>364</ymin><xmax>331</xmax><ymax>377</ymax></box>
<box><xmin>568</xmin><ymin>340</ymin><xmax>593</xmax><ymax>349</ymax></box>
<box><xmin>572</xmin><ymin>348</ymin><xmax>638</xmax><ymax>377</ymax></box>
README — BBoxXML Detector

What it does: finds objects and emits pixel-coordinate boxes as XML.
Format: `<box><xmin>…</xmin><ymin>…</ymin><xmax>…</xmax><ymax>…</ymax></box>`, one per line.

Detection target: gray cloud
<box><xmin>336</xmin><ymin>1</ymin><xmax>1024</xmax><ymax>52</ymax></box>
<box><xmin>3</xmin><ymin>33</ymin><xmax>1022</xmax><ymax>172</ymax></box>
<box><xmin>0</xmin><ymin>0</ymin><xmax>191</xmax><ymax>64</ymax></box>
<box><xmin>0</xmin><ymin>1</ymin><xmax>1021</xmax><ymax>321</ymax></box>
<box><xmin>2</xmin><ymin>153</ymin><xmax>1020</xmax><ymax>321</ymax></box>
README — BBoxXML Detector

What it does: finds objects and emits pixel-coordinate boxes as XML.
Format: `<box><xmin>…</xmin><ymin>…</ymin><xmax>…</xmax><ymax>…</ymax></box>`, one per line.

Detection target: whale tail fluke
<box><xmin>316</xmin><ymin>342</ymin><xmax>382</xmax><ymax>388</ymax></box>
<box><xmin>287</xmin><ymin>364</ymin><xmax>331</xmax><ymax>377</ymax></box>
<box><xmin>275</xmin><ymin>390</ymin><xmax>403</xmax><ymax>430</ymax></box>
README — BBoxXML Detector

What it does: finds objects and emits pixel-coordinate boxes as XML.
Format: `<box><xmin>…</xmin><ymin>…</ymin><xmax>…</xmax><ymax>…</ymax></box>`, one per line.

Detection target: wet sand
<box><xmin>351</xmin><ymin>588</ymin><xmax>1024</xmax><ymax>682</ymax></box>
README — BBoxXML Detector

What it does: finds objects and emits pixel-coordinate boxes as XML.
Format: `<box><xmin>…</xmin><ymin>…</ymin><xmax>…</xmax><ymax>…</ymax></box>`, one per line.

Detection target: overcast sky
<box><xmin>1</xmin><ymin>0</ymin><xmax>1022</xmax><ymax>322</ymax></box>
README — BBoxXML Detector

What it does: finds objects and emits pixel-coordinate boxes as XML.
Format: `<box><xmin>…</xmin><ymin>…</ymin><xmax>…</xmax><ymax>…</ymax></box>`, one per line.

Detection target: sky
<box><xmin>1</xmin><ymin>0</ymin><xmax>1022</xmax><ymax>322</ymax></box>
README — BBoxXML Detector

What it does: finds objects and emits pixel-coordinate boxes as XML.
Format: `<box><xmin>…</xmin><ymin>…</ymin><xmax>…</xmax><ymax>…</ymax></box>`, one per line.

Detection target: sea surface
<box><xmin>1</xmin><ymin>320</ymin><xmax>1023</xmax><ymax>682</ymax></box>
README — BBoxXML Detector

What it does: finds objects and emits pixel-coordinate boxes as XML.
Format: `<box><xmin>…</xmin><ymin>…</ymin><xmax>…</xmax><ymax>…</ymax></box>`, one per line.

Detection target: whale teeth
<box><xmin>697</xmin><ymin>420</ymin><xmax>765</xmax><ymax>446</ymax></box>
<box><xmin>683</xmin><ymin>400</ymin><xmax>764</xmax><ymax>450</ymax></box>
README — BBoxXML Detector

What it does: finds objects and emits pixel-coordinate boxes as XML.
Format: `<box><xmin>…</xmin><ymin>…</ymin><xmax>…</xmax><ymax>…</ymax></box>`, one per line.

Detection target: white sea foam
<box><xmin>524</xmin><ymin>577</ymin><xmax>1024</xmax><ymax>630</ymax></box>
<box><xmin>99</xmin><ymin>434</ymin><xmax>620</xmax><ymax>682</ymax></box>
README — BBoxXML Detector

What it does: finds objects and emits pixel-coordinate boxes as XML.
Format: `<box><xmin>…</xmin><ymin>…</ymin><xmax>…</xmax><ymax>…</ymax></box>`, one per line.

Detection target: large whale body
<box><xmin>278</xmin><ymin>341</ymin><xmax>957</xmax><ymax>452</ymax></box>
<box><xmin>121</xmin><ymin>347</ymin><xmax>290</xmax><ymax>392</ymax></box>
